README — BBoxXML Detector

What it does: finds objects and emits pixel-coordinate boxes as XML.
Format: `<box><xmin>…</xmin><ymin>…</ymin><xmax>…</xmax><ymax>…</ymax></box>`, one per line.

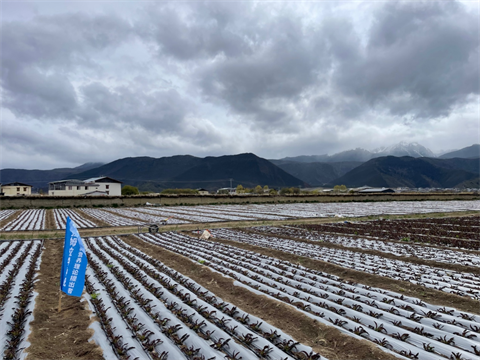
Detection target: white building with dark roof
<box><xmin>48</xmin><ymin>176</ymin><xmax>122</xmax><ymax>196</ymax></box>
<box><xmin>83</xmin><ymin>177</ymin><xmax>122</xmax><ymax>196</ymax></box>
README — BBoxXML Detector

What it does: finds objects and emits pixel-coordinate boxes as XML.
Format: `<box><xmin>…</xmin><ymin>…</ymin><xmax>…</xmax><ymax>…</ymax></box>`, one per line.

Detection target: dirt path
<box><xmin>25</xmin><ymin>239</ymin><xmax>103</xmax><ymax>360</ymax></box>
<box><xmin>45</xmin><ymin>209</ymin><xmax>55</xmax><ymax>230</ymax></box>
<box><xmin>206</xmin><ymin>236</ymin><xmax>480</xmax><ymax>314</ymax></box>
<box><xmin>123</xmin><ymin>234</ymin><xmax>400</xmax><ymax>360</ymax></box>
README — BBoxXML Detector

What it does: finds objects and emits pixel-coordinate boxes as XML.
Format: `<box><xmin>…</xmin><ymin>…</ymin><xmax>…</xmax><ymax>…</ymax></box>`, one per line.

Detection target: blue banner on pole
<box><xmin>60</xmin><ymin>217</ymin><xmax>88</xmax><ymax>297</ymax></box>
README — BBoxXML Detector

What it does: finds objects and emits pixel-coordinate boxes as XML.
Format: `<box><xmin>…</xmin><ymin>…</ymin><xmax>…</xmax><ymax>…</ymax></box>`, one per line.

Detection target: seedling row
<box><xmin>211</xmin><ymin>229</ymin><xmax>480</xmax><ymax>300</ymax></box>
<box><xmin>0</xmin><ymin>210</ymin><xmax>45</xmax><ymax>231</ymax></box>
<box><xmin>0</xmin><ymin>240</ymin><xmax>43</xmax><ymax>359</ymax></box>
<box><xmin>0</xmin><ymin>210</ymin><xmax>18</xmax><ymax>222</ymax></box>
<box><xmin>251</xmin><ymin>226</ymin><xmax>480</xmax><ymax>268</ymax></box>
<box><xmin>53</xmin><ymin>209</ymin><xmax>97</xmax><ymax>229</ymax></box>
<box><xmin>105</xmin><ymin>208</ymin><xmax>189</xmax><ymax>225</ymax></box>
<box><xmin>296</xmin><ymin>217</ymin><xmax>480</xmax><ymax>249</ymax></box>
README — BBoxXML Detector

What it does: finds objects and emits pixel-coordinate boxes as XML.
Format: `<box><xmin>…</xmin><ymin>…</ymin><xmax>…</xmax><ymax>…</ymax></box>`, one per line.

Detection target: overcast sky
<box><xmin>1</xmin><ymin>0</ymin><xmax>479</xmax><ymax>170</ymax></box>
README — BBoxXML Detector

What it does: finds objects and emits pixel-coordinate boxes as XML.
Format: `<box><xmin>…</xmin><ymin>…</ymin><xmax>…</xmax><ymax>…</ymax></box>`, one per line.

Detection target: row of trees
<box><xmin>235</xmin><ymin>185</ymin><xmax>273</xmax><ymax>194</ymax></box>
<box><xmin>160</xmin><ymin>188</ymin><xmax>199</xmax><ymax>195</ymax></box>
<box><xmin>121</xmin><ymin>186</ymin><xmax>201</xmax><ymax>195</ymax></box>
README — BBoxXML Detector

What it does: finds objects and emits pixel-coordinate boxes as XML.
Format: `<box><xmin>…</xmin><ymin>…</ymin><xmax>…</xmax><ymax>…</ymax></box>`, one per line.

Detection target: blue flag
<box><xmin>60</xmin><ymin>217</ymin><xmax>88</xmax><ymax>297</ymax></box>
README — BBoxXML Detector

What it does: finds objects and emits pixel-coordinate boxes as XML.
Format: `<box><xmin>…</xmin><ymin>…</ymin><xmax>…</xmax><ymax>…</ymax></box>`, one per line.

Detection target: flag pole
<box><xmin>58</xmin><ymin>291</ymin><xmax>62</xmax><ymax>312</ymax></box>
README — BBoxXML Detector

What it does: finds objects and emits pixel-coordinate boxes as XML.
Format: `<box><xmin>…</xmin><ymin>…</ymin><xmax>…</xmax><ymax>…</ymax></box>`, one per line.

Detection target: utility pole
<box><xmin>230</xmin><ymin>178</ymin><xmax>233</xmax><ymax>189</ymax></box>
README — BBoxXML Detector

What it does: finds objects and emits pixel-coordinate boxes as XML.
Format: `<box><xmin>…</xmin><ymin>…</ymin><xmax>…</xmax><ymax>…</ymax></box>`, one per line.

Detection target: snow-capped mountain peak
<box><xmin>374</xmin><ymin>142</ymin><xmax>434</xmax><ymax>158</ymax></box>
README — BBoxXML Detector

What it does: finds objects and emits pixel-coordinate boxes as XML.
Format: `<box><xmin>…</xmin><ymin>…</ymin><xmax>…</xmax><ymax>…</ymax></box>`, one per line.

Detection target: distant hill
<box><xmin>276</xmin><ymin>155</ymin><xmax>330</xmax><ymax>163</ymax></box>
<box><xmin>69</xmin><ymin>153</ymin><xmax>308</xmax><ymax>192</ymax></box>
<box><xmin>439</xmin><ymin>144</ymin><xmax>480</xmax><ymax>159</ymax></box>
<box><xmin>456</xmin><ymin>178</ymin><xmax>480</xmax><ymax>189</ymax></box>
<box><xmin>275</xmin><ymin>142</ymin><xmax>435</xmax><ymax>163</ymax></box>
<box><xmin>421</xmin><ymin>157</ymin><xmax>480</xmax><ymax>174</ymax></box>
<box><xmin>328</xmin><ymin>148</ymin><xmax>373</xmax><ymax>162</ymax></box>
<box><xmin>0</xmin><ymin>162</ymin><xmax>104</xmax><ymax>191</ymax></box>
<box><xmin>330</xmin><ymin>156</ymin><xmax>480</xmax><ymax>188</ymax></box>
<box><xmin>270</xmin><ymin>160</ymin><xmax>362</xmax><ymax>186</ymax></box>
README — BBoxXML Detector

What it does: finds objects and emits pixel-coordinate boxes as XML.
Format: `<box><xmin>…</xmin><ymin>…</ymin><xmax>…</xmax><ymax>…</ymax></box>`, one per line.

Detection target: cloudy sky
<box><xmin>1</xmin><ymin>0</ymin><xmax>479</xmax><ymax>170</ymax></box>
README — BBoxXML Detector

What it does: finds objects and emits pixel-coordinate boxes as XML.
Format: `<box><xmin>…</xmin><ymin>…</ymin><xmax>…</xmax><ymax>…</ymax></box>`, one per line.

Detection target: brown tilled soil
<box><xmin>206</xmin><ymin>236</ymin><xmax>480</xmax><ymax>315</ymax></box>
<box><xmin>0</xmin><ymin>210</ymin><xmax>23</xmax><ymax>229</ymax></box>
<box><xmin>26</xmin><ymin>239</ymin><xmax>103</xmax><ymax>360</ymax></box>
<box><xmin>245</xmin><ymin>228</ymin><xmax>480</xmax><ymax>274</ymax></box>
<box><xmin>123</xmin><ymin>235</ymin><xmax>400</xmax><ymax>360</ymax></box>
<box><xmin>44</xmin><ymin>209</ymin><xmax>56</xmax><ymax>230</ymax></box>
<box><xmin>75</xmin><ymin>209</ymin><xmax>110</xmax><ymax>227</ymax></box>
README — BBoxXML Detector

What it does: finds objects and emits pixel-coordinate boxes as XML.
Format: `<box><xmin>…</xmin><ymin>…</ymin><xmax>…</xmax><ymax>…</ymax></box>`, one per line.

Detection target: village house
<box><xmin>48</xmin><ymin>176</ymin><xmax>122</xmax><ymax>196</ymax></box>
<box><xmin>0</xmin><ymin>182</ymin><xmax>32</xmax><ymax>196</ymax></box>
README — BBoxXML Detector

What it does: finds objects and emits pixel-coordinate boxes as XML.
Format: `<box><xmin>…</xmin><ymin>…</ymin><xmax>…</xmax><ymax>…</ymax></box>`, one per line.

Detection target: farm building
<box><xmin>84</xmin><ymin>176</ymin><xmax>122</xmax><ymax>196</ymax></box>
<box><xmin>358</xmin><ymin>187</ymin><xmax>395</xmax><ymax>193</ymax></box>
<box><xmin>48</xmin><ymin>176</ymin><xmax>122</xmax><ymax>196</ymax></box>
<box><xmin>196</xmin><ymin>188</ymin><xmax>210</xmax><ymax>195</ymax></box>
<box><xmin>216</xmin><ymin>187</ymin><xmax>236</xmax><ymax>194</ymax></box>
<box><xmin>0</xmin><ymin>182</ymin><xmax>32</xmax><ymax>196</ymax></box>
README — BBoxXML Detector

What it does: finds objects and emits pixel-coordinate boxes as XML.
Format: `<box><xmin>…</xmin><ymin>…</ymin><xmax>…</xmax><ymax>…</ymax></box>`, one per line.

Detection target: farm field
<box><xmin>211</xmin><ymin>228</ymin><xmax>480</xmax><ymax>300</ymax></box>
<box><xmin>0</xmin><ymin>202</ymin><xmax>479</xmax><ymax>360</ymax></box>
<box><xmin>161</xmin><ymin>200</ymin><xmax>480</xmax><ymax>220</ymax></box>
<box><xmin>134</xmin><ymin>231</ymin><xmax>480</xmax><ymax>360</ymax></box>
<box><xmin>0</xmin><ymin>209</ymin><xmax>45</xmax><ymax>231</ymax></box>
<box><xmin>0</xmin><ymin>200</ymin><xmax>479</xmax><ymax>232</ymax></box>
<box><xmin>1</xmin><ymin>237</ymin><xmax>335</xmax><ymax>360</ymax></box>
<box><xmin>295</xmin><ymin>217</ymin><xmax>480</xmax><ymax>248</ymax></box>
<box><xmin>252</xmin><ymin>225</ymin><xmax>480</xmax><ymax>267</ymax></box>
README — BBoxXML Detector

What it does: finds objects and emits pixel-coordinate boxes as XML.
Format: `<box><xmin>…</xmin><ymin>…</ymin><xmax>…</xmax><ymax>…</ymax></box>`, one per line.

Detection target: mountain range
<box><xmin>329</xmin><ymin>157</ymin><xmax>479</xmax><ymax>188</ymax></box>
<box><xmin>439</xmin><ymin>144</ymin><xmax>480</xmax><ymax>159</ymax></box>
<box><xmin>0</xmin><ymin>143</ymin><xmax>478</xmax><ymax>191</ymax></box>
<box><xmin>269</xmin><ymin>160</ymin><xmax>362</xmax><ymax>186</ymax></box>
<box><xmin>68</xmin><ymin>153</ymin><xmax>308</xmax><ymax>192</ymax></box>
<box><xmin>275</xmin><ymin>141</ymin><xmax>439</xmax><ymax>163</ymax></box>
<box><xmin>1</xmin><ymin>154</ymin><xmax>306</xmax><ymax>192</ymax></box>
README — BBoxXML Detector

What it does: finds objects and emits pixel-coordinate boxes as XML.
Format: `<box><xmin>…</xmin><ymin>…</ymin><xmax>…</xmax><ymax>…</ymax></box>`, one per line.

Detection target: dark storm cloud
<box><xmin>3</xmin><ymin>67</ymin><xmax>78</xmax><ymax>119</ymax></box>
<box><xmin>332</xmin><ymin>0</ymin><xmax>479</xmax><ymax>119</ymax></box>
<box><xmin>2</xmin><ymin>12</ymin><xmax>131</xmax><ymax>69</ymax></box>
<box><xmin>1</xmin><ymin>12</ymin><xmax>132</xmax><ymax>120</ymax></box>
<box><xmin>195</xmin><ymin>15</ymin><xmax>329</xmax><ymax>129</ymax></box>
<box><xmin>138</xmin><ymin>2</ymin><xmax>252</xmax><ymax>60</ymax></box>
<box><xmin>1</xmin><ymin>11</ymin><xmax>196</xmax><ymax>135</ymax></box>
<box><xmin>78</xmin><ymin>82</ymin><xmax>193</xmax><ymax>133</ymax></box>
<box><xmin>1</xmin><ymin>0</ymin><xmax>478</xmax><ymax>169</ymax></box>
<box><xmin>137</xmin><ymin>1</ymin><xmax>478</xmax><ymax>127</ymax></box>
<box><xmin>135</xmin><ymin>3</ymin><xmax>330</xmax><ymax>129</ymax></box>
<box><xmin>4</xmin><ymin>1</ymin><xmax>476</xmax><ymax>130</ymax></box>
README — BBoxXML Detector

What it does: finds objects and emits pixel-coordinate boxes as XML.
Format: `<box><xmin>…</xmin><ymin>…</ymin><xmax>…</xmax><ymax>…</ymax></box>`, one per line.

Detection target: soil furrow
<box><xmin>45</xmin><ymin>209</ymin><xmax>56</xmax><ymax>230</ymax></box>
